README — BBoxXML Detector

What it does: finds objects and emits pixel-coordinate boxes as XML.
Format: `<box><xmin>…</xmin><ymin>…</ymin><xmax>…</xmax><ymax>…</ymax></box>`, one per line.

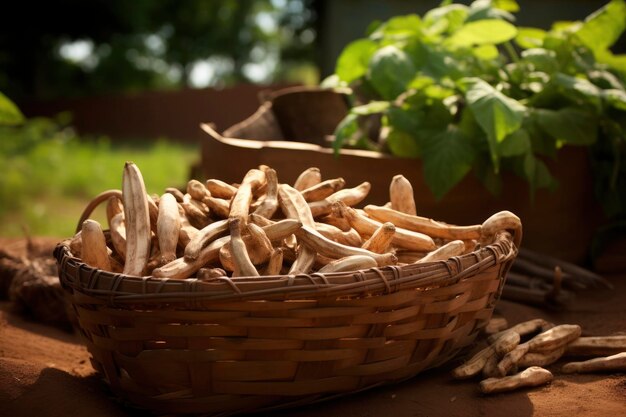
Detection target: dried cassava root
<box><xmin>454</xmin><ymin>317</ymin><xmax>625</xmax><ymax>395</ymax></box>
<box><xmin>122</xmin><ymin>162</ymin><xmax>151</xmax><ymax>276</ymax></box>
<box><xmin>480</xmin><ymin>367</ymin><xmax>553</xmax><ymax>394</ymax></box>
<box><xmin>69</xmin><ymin>163</ymin><xmax>520</xmax><ymax>280</ymax></box>
<box><xmin>561</xmin><ymin>352</ymin><xmax>626</xmax><ymax>374</ymax></box>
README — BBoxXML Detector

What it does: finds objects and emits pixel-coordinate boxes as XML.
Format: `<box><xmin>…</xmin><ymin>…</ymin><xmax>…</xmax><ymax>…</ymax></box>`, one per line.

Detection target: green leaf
<box><xmin>424</xmin><ymin>84</ymin><xmax>456</xmax><ymax>100</ymax></box>
<box><xmin>0</xmin><ymin>92</ymin><xmax>25</xmax><ymax>126</ymax></box>
<box><xmin>467</xmin><ymin>0</ymin><xmax>516</xmax><ymax>22</ymax></box>
<box><xmin>413</xmin><ymin>43</ymin><xmax>464</xmax><ymax>80</ymax></box>
<box><xmin>332</xmin><ymin>113</ymin><xmax>359</xmax><ymax>154</ymax></box>
<box><xmin>473</xmin><ymin>44</ymin><xmax>499</xmax><ymax>60</ymax></box>
<box><xmin>423</xmin><ymin>4</ymin><xmax>469</xmax><ymax>34</ymax></box>
<box><xmin>551</xmin><ymin>21</ymin><xmax>579</xmax><ymax>33</ymax></box>
<box><xmin>387</xmin><ymin>106</ymin><xmax>421</xmax><ymax>133</ymax></box>
<box><xmin>523</xmin><ymin>153</ymin><xmax>557</xmax><ymax>192</ymax></box>
<box><xmin>520</xmin><ymin>48</ymin><xmax>558</xmax><ymax>73</ymax></box>
<box><xmin>352</xmin><ymin>101</ymin><xmax>390</xmax><ymax>115</ymax></box>
<box><xmin>515</xmin><ymin>27</ymin><xmax>546</xmax><ymax>49</ymax></box>
<box><xmin>575</xmin><ymin>0</ymin><xmax>626</xmax><ymax>53</ymax></box>
<box><xmin>463</xmin><ymin>78</ymin><xmax>527</xmax><ymax>169</ymax></box>
<box><xmin>421</xmin><ymin>126</ymin><xmax>475</xmax><ymax>199</ymax></box>
<box><xmin>365</xmin><ymin>20</ymin><xmax>383</xmax><ymax>36</ymax></box>
<box><xmin>447</xmin><ymin>19</ymin><xmax>518</xmax><ymax>47</ymax></box>
<box><xmin>474</xmin><ymin>154</ymin><xmax>503</xmax><ymax>195</ymax></box>
<box><xmin>335</xmin><ymin>39</ymin><xmax>378</xmax><ymax>84</ymax></box>
<box><xmin>408</xmin><ymin>75</ymin><xmax>435</xmax><ymax>90</ymax></box>
<box><xmin>369</xmin><ymin>15</ymin><xmax>423</xmax><ymax>41</ymax></box>
<box><xmin>595</xmin><ymin>50</ymin><xmax>626</xmax><ymax>78</ymax></box>
<box><xmin>493</xmin><ymin>0</ymin><xmax>519</xmax><ymax>12</ymax></box>
<box><xmin>320</xmin><ymin>74</ymin><xmax>345</xmax><ymax>89</ymax></box>
<box><xmin>588</xmin><ymin>70</ymin><xmax>625</xmax><ymax>91</ymax></box>
<box><xmin>533</xmin><ymin>107</ymin><xmax>598</xmax><ymax>146</ymax></box>
<box><xmin>552</xmin><ymin>73</ymin><xmax>602</xmax><ymax>111</ymax></box>
<box><xmin>603</xmin><ymin>89</ymin><xmax>626</xmax><ymax>111</ymax></box>
<box><xmin>368</xmin><ymin>45</ymin><xmax>416</xmax><ymax>99</ymax></box>
<box><xmin>499</xmin><ymin>129</ymin><xmax>531</xmax><ymax>157</ymax></box>
<box><xmin>386</xmin><ymin>128</ymin><xmax>421</xmax><ymax>158</ymax></box>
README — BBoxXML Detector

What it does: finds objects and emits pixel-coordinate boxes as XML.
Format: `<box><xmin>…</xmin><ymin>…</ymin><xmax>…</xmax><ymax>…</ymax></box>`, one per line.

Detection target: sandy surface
<box><xmin>0</xmin><ymin>239</ymin><xmax>624</xmax><ymax>417</ymax></box>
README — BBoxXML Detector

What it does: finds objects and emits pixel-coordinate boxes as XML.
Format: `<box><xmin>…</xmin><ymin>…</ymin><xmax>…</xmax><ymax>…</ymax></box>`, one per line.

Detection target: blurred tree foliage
<box><xmin>0</xmin><ymin>0</ymin><xmax>318</xmax><ymax>100</ymax></box>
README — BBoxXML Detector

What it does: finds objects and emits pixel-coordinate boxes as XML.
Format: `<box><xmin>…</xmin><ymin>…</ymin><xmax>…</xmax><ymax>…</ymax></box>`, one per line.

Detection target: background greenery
<box><xmin>0</xmin><ymin>115</ymin><xmax>197</xmax><ymax>237</ymax></box>
<box><xmin>0</xmin><ymin>0</ymin><xmax>319</xmax><ymax>100</ymax></box>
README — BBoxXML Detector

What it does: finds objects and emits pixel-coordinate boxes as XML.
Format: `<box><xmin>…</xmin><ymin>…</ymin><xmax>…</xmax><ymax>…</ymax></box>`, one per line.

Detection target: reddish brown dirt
<box><xmin>0</xmin><ymin>238</ymin><xmax>624</xmax><ymax>417</ymax></box>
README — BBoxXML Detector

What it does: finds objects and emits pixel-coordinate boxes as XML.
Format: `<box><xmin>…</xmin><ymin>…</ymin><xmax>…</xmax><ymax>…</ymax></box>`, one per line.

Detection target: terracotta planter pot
<box><xmin>200</xmin><ymin>87</ymin><xmax>604</xmax><ymax>264</ymax></box>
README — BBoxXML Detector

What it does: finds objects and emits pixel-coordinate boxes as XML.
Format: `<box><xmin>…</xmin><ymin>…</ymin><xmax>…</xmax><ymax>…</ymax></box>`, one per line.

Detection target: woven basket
<box><xmin>55</xmin><ymin>223</ymin><xmax>520</xmax><ymax>416</ymax></box>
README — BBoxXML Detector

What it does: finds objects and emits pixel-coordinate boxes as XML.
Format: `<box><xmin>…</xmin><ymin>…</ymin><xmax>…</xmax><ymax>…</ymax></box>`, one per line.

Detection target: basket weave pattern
<box><xmin>56</xmin><ymin>230</ymin><xmax>517</xmax><ymax>415</ymax></box>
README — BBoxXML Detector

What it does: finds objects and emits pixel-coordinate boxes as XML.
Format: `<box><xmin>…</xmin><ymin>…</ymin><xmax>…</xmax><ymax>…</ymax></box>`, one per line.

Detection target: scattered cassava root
<box><xmin>454</xmin><ymin>317</ymin><xmax>625</xmax><ymax>395</ymax></box>
<box><xmin>68</xmin><ymin>163</ymin><xmax>520</xmax><ymax>280</ymax></box>
<box><xmin>561</xmin><ymin>352</ymin><xmax>626</xmax><ymax>374</ymax></box>
<box><xmin>480</xmin><ymin>367</ymin><xmax>553</xmax><ymax>394</ymax></box>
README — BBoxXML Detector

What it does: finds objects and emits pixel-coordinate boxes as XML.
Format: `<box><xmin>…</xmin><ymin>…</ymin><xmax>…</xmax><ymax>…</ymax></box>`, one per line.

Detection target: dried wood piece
<box><xmin>518</xmin><ymin>247</ymin><xmax>612</xmax><ymax>289</ymax></box>
<box><xmin>500</xmin><ymin>285</ymin><xmax>575</xmax><ymax>309</ymax></box>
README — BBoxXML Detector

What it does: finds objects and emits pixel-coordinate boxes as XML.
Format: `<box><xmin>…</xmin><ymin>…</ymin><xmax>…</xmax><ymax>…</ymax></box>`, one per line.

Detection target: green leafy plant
<box><xmin>0</xmin><ymin>91</ymin><xmax>25</xmax><ymax>126</ymax></box>
<box><xmin>327</xmin><ymin>0</ymin><xmax>626</xmax><ymax>220</ymax></box>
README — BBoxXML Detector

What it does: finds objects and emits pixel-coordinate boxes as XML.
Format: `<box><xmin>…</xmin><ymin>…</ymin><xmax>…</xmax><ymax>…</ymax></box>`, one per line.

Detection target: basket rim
<box><xmin>55</xmin><ymin>230</ymin><xmax>517</xmax><ymax>305</ymax></box>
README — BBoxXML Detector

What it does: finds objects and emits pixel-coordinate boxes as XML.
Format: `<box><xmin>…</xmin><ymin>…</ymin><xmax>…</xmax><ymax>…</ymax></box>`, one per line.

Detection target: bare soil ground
<box><xmin>0</xmin><ymin>238</ymin><xmax>624</xmax><ymax>417</ymax></box>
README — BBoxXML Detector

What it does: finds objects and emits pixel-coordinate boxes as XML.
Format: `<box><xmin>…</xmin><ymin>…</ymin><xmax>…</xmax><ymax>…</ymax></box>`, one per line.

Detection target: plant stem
<box><xmin>504</xmin><ymin>41</ymin><xmax>520</xmax><ymax>63</ymax></box>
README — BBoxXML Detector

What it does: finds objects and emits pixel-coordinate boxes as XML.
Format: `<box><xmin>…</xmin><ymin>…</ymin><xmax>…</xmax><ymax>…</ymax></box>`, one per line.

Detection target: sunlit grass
<box><xmin>0</xmin><ymin>130</ymin><xmax>198</xmax><ymax>238</ymax></box>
